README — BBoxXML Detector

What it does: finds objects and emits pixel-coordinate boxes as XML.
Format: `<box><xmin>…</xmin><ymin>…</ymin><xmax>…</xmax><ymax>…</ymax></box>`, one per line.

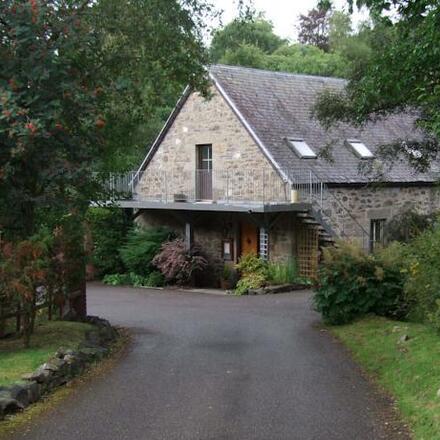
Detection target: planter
<box><xmin>220</xmin><ymin>279</ymin><xmax>233</xmax><ymax>290</ymax></box>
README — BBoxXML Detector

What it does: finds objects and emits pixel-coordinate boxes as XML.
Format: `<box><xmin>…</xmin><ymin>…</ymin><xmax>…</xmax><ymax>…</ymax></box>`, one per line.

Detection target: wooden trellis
<box><xmin>297</xmin><ymin>225</ymin><xmax>319</xmax><ymax>280</ymax></box>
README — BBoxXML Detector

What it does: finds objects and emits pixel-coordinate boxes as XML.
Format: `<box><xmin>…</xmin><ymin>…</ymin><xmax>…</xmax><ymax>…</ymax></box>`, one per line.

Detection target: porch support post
<box><xmin>259</xmin><ymin>226</ymin><xmax>269</xmax><ymax>261</ymax></box>
<box><xmin>233</xmin><ymin>220</ymin><xmax>240</xmax><ymax>263</ymax></box>
<box><xmin>184</xmin><ymin>222</ymin><xmax>193</xmax><ymax>251</ymax></box>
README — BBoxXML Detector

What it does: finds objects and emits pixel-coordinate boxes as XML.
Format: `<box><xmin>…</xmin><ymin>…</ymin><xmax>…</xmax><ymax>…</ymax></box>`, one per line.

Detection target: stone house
<box><xmin>116</xmin><ymin>64</ymin><xmax>440</xmax><ymax>279</ymax></box>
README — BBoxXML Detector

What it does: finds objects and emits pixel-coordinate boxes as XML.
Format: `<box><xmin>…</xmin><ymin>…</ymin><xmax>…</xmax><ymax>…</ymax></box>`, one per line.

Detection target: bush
<box><xmin>153</xmin><ymin>239</ymin><xmax>208</xmax><ymax>286</ymax></box>
<box><xmin>119</xmin><ymin>227</ymin><xmax>173</xmax><ymax>276</ymax></box>
<box><xmin>236</xmin><ymin>253</ymin><xmax>268</xmax><ymax>276</ymax></box>
<box><xmin>267</xmin><ymin>258</ymin><xmax>299</xmax><ymax>285</ymax></box>
<box><xmin>402</xmin><ymin>222</ymin><xmax>440</xmax><ymax>328</ymax></box>
<box><xmin>234</xmin><ymin>253</ymin><xmax>268</xmax><ymax>295</ymax></box>
<box><xmin>103</xmin><ymin>271</ymin><xmax>165</xmax><ymax>288</ymax></box>
<box><xmin>145</xmin><ymin>271</ymin><xmax>165</xmax><ymax>287</ymax></box>
<box><xmin>102</xmin><ymin>273</ymin><xmax>132</xmax><ymax>286</ymax></box>
<box><xmin>385</xmin><ymin>208</ymin><xmax>436</xmax><ymax>243</ymax></box>
<box><xmin>314</xmin><ymin>242</ymin><xmax>407</xmax><ymax>325</ymax></box>
<box><xmin>235</xmin><ymin>272</ymin><xmax>267</xmax><ymax>295</ymax></box>
<box><xmin>85</xmin><ymin>207</ymin><xmax>130</xmax><ymax>277</ymax></box>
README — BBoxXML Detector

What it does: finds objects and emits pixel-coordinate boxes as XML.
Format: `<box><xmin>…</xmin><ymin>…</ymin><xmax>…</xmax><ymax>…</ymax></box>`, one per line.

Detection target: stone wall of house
<box><xmin>269</xmin><ymin>214</ymin><xmax>298</xmax><ymax>262</ymax></box>
<box><xmin>323</xmin><ymin>185</ymin><xmax>440</xmax><ymax>245</ymax></box>
<box><xmin>137</xmin><ymin>210</ymin><xmax>238</xmax><ymax>263</ymax></box>
<box><xmin>138</xmin><ymin>209</ymin><xmax>316</xmax><ymax>279</ymax></box>
<box><xmin>136</xmin><ymin>88</ymin><xmax>288</xmax><ymax>203</ymax></box>
<box><xmin>138</xmin><ymin>210</ymin><xmax>300</xmax><ymax>263</ymax></box>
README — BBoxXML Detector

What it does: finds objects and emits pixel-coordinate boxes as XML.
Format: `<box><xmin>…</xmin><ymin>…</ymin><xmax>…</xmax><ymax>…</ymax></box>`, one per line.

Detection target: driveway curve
<box><xmin>10</xmin><ymin>284</ymin><xmax>401</xmax><ymax>440</ymax></box>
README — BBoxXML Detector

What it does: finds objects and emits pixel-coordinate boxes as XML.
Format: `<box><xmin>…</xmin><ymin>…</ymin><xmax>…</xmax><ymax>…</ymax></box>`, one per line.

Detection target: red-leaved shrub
<box><xmin>152</xmin><ymin>239</ymin><xmax>208</xmax><ymax>286</ymax></box>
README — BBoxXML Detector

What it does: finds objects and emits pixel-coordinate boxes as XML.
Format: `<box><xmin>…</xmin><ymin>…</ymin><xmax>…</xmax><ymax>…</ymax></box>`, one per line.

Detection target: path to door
<box><xmin>10</xmin><ymin>284</ymin><xmax>403</xmax><ymax>440</ymax></box>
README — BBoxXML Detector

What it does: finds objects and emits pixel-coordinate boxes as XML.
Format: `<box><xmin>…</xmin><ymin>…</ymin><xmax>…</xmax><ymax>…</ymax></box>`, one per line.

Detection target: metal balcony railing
<box><xmin>105</xmin><ymin>169</ymin><xmax>292</xmax><ymax>205</ymax></box>
<box><xmin>103</xmin><ymin>168</ymin><xmax>370</xmax><ymax>248</ymax></box>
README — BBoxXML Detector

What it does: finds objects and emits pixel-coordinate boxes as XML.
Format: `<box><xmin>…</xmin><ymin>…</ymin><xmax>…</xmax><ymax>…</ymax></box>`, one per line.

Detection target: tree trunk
<box><xmin>22</xmin><ymin>309</ymin><xmax>31</xmax><ymax>348</ymax></box>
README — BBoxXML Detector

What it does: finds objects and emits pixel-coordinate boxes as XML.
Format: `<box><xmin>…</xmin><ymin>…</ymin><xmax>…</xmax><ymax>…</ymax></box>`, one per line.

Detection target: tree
<box><xmin>0</xmin><ymin>0</ymin><xmax>214</xmax><ymax>239</ymax></box>
<box><xmin>0</xmin><ymin>0</ymin><xmax>102</xmax><ymax>239</ymax></box>
<box><xmin>220</xmin><ymin>44</ymin><xmax>268</xmax><ymax>69</ymax></box>
<box><xmin>297</xmin><ymin>4</ymin><xmax>333</xmax><ymax>52</ymax></box>
<box><xmin>266</xmin><ymin>44</ymin><xmax>347</xmax><ymax>78</ymax></box>
<box><xmin>210</xmin><ymin>15</ymin><xmax>286</xmax><ymax>62</ymax></box>
<box><xmin>314</xmin><ymin>0</ymin><xmax>440</xmax><ymax>170</ymax></box>
<box><xmin>328</xmin><ymin>10</ymin><xmax>352</xmax><ymax>51</ymax></box>
<box><xmin>89</xmin><ymin>0</ymin><xmax>215</xmax><ymax>172</ymax></box>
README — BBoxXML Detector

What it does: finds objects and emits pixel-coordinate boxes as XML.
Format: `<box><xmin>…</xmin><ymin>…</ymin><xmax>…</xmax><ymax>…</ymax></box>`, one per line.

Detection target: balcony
<box><xmin>104</xmin><ymin>168</ymin><xmax>327</xmax><ymax>210</ymax></box>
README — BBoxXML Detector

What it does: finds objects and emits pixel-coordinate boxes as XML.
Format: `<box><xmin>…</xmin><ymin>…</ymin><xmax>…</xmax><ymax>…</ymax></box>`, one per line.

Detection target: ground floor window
<box><xmin>222</xmin><ymin>239</ymin><xmax>234</xmax><ymax>261</ymax></box>
<box><xmin>370</xmin><ymin>219</ymin><xmax>386</xmax><ymax>251</ymax></box>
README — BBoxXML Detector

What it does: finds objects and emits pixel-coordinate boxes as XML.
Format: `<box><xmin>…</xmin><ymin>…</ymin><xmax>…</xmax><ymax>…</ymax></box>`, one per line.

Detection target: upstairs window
<box><xmin>287</xmin><ymin>138</ymin><xmax>317</xmax><ymax>159</ymax></box>
<box><xmin>348</xmin><ymin>140</ymin><xmax>374</xmax><ymax>159</ymax></box>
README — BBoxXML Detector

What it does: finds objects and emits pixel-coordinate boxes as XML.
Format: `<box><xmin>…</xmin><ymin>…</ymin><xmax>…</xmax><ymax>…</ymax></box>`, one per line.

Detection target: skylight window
<box><xmin>287</xmin><ymin>138</ymin><xmax>317</xmax><ymax>159</ymax></box>
<box><xmin>348</xmin><ymin>140</ymin><xmax>374</xmax><ymax>159</ymax></box>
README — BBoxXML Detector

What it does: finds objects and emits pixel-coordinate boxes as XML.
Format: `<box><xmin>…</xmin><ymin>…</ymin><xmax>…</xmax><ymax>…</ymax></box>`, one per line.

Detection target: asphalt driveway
<box><xmin>10</xmin><ymin>284</ymin><xmax>401</xmax><ymax>440</ymax></box>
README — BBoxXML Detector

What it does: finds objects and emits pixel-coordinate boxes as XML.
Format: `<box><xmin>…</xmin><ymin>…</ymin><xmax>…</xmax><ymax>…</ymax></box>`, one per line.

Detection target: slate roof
<box><xmin>210</xmin><ymin>64</ymin><xmax>439</xmax><ymax>185</ymax></box>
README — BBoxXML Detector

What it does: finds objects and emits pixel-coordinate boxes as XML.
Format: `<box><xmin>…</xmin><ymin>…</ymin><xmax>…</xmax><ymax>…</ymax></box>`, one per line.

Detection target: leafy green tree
<box><xmin>90</xmin><ymin>0</ymin><xmax>214</xmax><ymax>172</ymax></box>
<box><xmin>211</xmin><ymin>6</ymin><xmax>371</xmax><ymax>79</ymax></box>
<box><xmin>0</xmin><ymin>0</ymin><xmax>102</xmax><ymax>238</ymax></box>
<box><xmin>314</xmin><ymin>0</ymin><xmax>440</xmax><ymax>169</ymax></box>
<box><xmin>267</xmin><ymin>44</ymin><xmax>347</xmax><ymax>77</ymax></box>
<box><xmin>0</xmin><ymin>0</ymin><xmax>214</xmax><ymax>238</ymax></box>
<box><xmin>328</xmin><ymin>10</ymin><xmax>352</xmax><ymax>50</ymax></box>
<box><xmin>220</xmin><ymin>44</ymin><xmax>268</xmax><ymax>69</ymax></box>
<box><xmin>85</xmin><ymin>207</ymin><xmax>131</xmax><ymax>277</ymax></box>
<box><xmin>210</xmin><ymin>16</ymin><xmax>286</xmax><ymax>62</ymax></box>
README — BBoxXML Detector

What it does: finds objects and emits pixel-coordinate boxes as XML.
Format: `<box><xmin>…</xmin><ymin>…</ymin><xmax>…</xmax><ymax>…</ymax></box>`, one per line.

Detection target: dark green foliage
<box><xmin>210</xmin><ymin>16</ymin><xmax>285</xmax><ymax>62</ymax></box>
<box><xmin>314</xmin><ymin>242</ymin><xmax>407</xmax><ymax>325</ymax></box>
<box><xmin>385</xmin><ymin>209</ymin><xmax>436</xmax><ymax>243</ymax></box>
<box><xmin>145</xmin><ymin>271</ymin><xmax>165</xmax><ymax>287</ymax></box>
<box><xmin>0</xmin><ymin>0</ymin><xmax>214</xmax><ymax>242</ymax></box>
<box><xmin>210</xmin><ymin>8</ymin><xmax>371</xmax><ymax>79</ymax></box>
<box><xmin>85</xmin><ymin>207</ymin><xmax>130</xmax><ymax>277</ymax></box>
<box><xmin>0</xmin><ymin>0</ymin><xmax>103</xmax><ymax>239</ymax></box>
<box><xmin>152</xmin><ymin>239</ymin><xmax>208</xmax><ymax>286</ymax></box>
<box><xmin>119</xmin><ymin>227</ymin><xmax>173</xmax><ymax>276</ymax></box>
<box><xmin>315</xmin><ymin>0</ymin><xmax>440</xmax><ymax>168</ymax></box>
<box><xmin>102</xmin><ymin>270</ymin><xmax>164</xmax><ymax>287</ymax></box>
<box><xmin>403</xmin><ymin>223</ymin><xmax>440</xmax><ymax>329</ymax></box>
<box><xmin>91</xmin><ymin>0</ymin><xmax>214</xmax><ymax>172</ymax></box>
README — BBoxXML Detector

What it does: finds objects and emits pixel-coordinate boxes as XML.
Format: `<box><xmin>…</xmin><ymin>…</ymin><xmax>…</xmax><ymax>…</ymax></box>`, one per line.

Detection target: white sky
<box><xmin>212</xmin><ymin>0</ymin><xmax>369</xmax><ymax>41</ymax></box>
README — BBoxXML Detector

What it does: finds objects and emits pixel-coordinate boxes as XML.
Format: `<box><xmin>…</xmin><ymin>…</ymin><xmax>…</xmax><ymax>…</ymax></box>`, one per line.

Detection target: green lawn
<box><xmin>0</xmin><ymin>320</ymin><xmax>93</xmax><ymax>386</ymax></box>
<box><xmin>331</xmin><ymin>316</ymin><xmax>440</xmax><ymax>440</ymax></box>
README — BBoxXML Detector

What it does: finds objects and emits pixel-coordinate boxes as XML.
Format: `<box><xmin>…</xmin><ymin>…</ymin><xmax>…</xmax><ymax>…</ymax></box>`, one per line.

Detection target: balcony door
<box><xmin>196</xmin><ymin>144</ymin><xmax>212</xmax><ymax>200</ymax></box>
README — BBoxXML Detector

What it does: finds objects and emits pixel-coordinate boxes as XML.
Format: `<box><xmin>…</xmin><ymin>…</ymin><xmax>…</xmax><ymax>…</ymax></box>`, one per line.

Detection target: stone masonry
<box><xmin>323</xmin><ymin>185</ymin><xmax>440</xmax><ymax>244</ymax></box>
<box><xmin>137</xmin><ymin>88</ymin><xmax>288</xmax><ymax>203</ymax></box>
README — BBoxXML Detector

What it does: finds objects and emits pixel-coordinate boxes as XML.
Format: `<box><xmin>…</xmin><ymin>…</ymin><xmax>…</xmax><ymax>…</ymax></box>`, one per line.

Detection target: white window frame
<box><xmin>287</xmin><ymin>138</ymin><xmax>317</xmax><ymax>159</ymax></box>
<box><xmin>348</xmin><ymin>140</ymin><xmax>374</xmax><ymax>159</ymax></box>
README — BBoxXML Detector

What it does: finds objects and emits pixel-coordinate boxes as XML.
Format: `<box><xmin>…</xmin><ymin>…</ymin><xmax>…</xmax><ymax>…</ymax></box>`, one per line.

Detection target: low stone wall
<box><xmin>0</xmin><ymin>316</ymin><xmax>118</xmax><ymax>420</ymax></box>
<box><xmin>247</xmin><ymin>283</ymin><xmax>309</xmax><ymax>296</ymax></box>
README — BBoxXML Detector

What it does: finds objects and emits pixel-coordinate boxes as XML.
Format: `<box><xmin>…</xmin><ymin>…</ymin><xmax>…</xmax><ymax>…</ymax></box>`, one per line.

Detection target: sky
<box><xmin>212</xmin><ymin>0</ymin><xmax>369</xmax><ymax>41</ymax></box>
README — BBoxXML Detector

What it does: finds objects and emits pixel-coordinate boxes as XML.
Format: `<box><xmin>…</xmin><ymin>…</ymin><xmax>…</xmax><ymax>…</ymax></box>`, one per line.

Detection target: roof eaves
<box><xmin>208</xmin><ymin>71</ymin><xmax>291</xmax><ymax>184</ymax></box>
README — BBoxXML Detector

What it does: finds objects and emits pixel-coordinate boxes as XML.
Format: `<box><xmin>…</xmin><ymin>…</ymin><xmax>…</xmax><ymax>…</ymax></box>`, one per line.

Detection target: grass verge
<box><xmin>331</xmin><ymin>315</ymin><xmax>440</xmax><ymax>440</ymax></box>
<box><xmin>0</xmin><ymin>328</ymin><xmax>129</xmax><ymax>439</ymax></box>
<box><xmin>0</xmin><ymin>320</ymin><xmax>93</xmax><ymax>386</ymax></box>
